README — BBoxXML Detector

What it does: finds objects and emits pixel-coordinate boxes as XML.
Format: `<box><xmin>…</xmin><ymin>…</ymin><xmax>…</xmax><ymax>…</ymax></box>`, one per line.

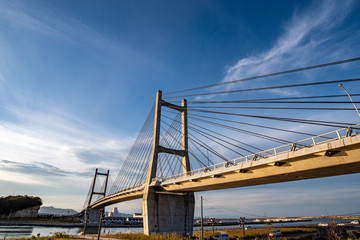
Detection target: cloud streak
<box><xmin>0</xmin><ymin>108</ymin><xmax>134</xmax><ymax>171</ymax></box>
<box><xmin>1</xmin><ymin>160</ymin><xmax>74</xmax><ymax>177</ymax></box>
<box><xmin>223</xmin><ymin>0</ymin><xmax>358</xmax><ymax>91</ymax></box>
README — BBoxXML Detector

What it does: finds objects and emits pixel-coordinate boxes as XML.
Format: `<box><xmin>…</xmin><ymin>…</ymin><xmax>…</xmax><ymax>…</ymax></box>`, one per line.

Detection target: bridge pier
<box><xmin>143</xmin><ymin>90</ymin><xmax>194</xmax><ymax>235</ymax></box>
<box><xmin>143</xmin><ymin>188</ymin><xmax>194</xmax><ymax>235</ymax></box>
<box><xmin>87</xmin><ymin>208</ymin><xmax>102</xmax><ymax>226</ymax></box>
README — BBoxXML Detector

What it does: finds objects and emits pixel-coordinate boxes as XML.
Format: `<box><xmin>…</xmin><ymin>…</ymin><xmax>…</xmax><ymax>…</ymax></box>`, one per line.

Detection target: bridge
<box><xmin>81</xmin><ymin>58</ymin><xmax>360</xmax><ymax>235</ymax></box>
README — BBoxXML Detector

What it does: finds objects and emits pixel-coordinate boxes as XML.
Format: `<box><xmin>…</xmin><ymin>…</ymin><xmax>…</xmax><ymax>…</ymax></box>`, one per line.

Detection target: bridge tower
<box><xmin>84</xmin><ymin>168</ymin><xmax>109</xmax><ymax>228</ymax></box>
<box><xmin>143</xmin><ymin>90</ymin><xmax>195</xmax><ymax>235</ymax></box>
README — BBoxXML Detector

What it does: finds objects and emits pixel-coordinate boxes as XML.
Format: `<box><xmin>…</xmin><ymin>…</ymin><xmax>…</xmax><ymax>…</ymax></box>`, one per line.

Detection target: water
<box><xmin>0</xmin><ymin>226</ymin><xmax>82</xmax><ymax>239</ymax></box>
<box><xmin>0</xmin><ymin>219</ymin><xmax>355</xmax><ymax>238</ymax></box>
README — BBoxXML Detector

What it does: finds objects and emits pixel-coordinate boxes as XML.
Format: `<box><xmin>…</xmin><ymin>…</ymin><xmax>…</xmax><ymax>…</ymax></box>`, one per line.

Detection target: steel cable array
<box><xmin>96</xmin><ymin>57</ymin><xmax>360</xmax><ymax>201</ymax></box>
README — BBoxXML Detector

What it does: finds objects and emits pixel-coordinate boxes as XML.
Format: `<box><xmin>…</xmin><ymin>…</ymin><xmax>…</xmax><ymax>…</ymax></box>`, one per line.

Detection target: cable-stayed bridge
<box><xmin>81</xmin><ymin>57</ymin><xmax>360</xmax><ymax>235</ymax></box>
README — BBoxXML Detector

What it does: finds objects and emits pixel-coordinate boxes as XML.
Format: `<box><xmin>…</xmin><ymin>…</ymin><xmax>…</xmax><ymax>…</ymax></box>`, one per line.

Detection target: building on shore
<box><xmin>133</xmin><ymin>213</ymin><xmax>142</xmax><ymax>218</ymax></box>
<box><xmin>107</xmin><ymin>207</ymin><xmax>120</xmax><ymax>217</ymax></box>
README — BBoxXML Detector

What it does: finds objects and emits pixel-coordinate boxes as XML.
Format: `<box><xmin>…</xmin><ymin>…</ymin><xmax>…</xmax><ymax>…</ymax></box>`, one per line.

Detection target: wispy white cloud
<box><xmin>223</xmin><ymin>0</ymin><xmax>357</xmax><ymax>93</ymax></box>
<box><xmin>0</xmin><ymin>109</ymin><xmax>135</xmax><ymax>171</ymax></box>
<box><xmin>0</xmin><ymin>3</ymin><xmax>71</xmax><ymax>42</ymax></box>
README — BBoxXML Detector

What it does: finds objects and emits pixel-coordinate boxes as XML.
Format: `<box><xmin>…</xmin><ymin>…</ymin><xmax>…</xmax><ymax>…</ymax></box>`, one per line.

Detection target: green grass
<box><xmin>10</xmin><ymin>231</ymin><xmax>83</xmax><ymax>240</ymax></box>
<box><xmin>102</xmin><ymin>226</ymin><xmax>317</xmax><ymax>239</ymax></box>
<box><xmin>192</xmin><ymin>227</ymin><xmax>317</xmax><ymax>239</ymax></box>
<box><xmin>104</xmin><ymin>232</ymin><xmax>191</xmax><ymax>240</ymax></box>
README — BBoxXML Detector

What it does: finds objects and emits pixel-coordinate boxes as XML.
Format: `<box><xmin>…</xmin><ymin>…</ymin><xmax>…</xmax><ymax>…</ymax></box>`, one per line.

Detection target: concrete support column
<box><xmin>143</xmin><ymin>189</ymin><xmax>194</xmax><ymax>235</ymax></box>
<box><xmin>181</xmin><ymin>99</ymin><xmax>191</xmax><ymax>173</ymax></box>
<box><xmin>87</xmin><ymin>208</ymin><xmax>102</xmax><ymax>226</ymax></box>
<box><xmin>143</xmin><ymin>90</ymin><xmax>162</xmax><ymax>235</ymax></box>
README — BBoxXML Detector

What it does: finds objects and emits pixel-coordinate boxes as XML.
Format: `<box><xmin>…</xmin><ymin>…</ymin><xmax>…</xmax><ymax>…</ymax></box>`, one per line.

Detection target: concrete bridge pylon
<box><xmin>143</xmin><ymin>90</ymin><xmax>195</xmax><ymax>235</ymax></box>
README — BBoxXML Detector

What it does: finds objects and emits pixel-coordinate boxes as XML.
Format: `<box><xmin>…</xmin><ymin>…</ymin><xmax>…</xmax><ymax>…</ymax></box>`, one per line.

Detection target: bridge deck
<box><xmin>90</xmin><ymin>125</ymin><xmax>360</xmax><ymax>209</ymax></box>
<box><xmin>152</xmin><ymin>133</ymin><xmax>360</xmax><ymax>192</ymax></box>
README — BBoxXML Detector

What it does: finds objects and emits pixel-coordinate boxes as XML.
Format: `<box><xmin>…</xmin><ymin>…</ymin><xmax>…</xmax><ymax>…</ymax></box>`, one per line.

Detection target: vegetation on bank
<box><xmin>192</xmin><ymin>227</ymin><xmax>317</xmax><ymax>239</ymax></box>
<box><xmin>102</xmin><ymin>227</ymin><xmax>318</xmax><ymax>239</ymax></box>
<box><xmin>0</xmin><ymin>195</ymin><xmax>42</xmax><ymax>215</ymax></box>
<box><xmin>15</xmin><ymin>232</ymin><xmax>83</xmax><ymax>240</ymax></box>
<box><xmin>105</xmin><ymin>232</ymin><xmax>191</xmax><ymax>239</ymax></box>
<box><xmin>6</xmin><ymin>226</ymin><xmax>360</xmax><ymax>240</ymax></box>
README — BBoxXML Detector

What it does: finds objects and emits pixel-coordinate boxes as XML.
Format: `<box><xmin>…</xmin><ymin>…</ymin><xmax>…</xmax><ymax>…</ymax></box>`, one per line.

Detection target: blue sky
<box><xmin>1</xmin><ymin>0</ymin><xmax>360</xmax><ymax>218</ymax></box>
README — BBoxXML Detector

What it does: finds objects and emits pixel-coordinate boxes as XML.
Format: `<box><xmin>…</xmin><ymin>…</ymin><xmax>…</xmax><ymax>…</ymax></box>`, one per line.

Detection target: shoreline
<box><xmin>0</xmin><ymin>221</ymin><xmax>143</xmax><ymax>228</ymax></box>
<box><xmin>0</xmin><ymin>222</ymin><xmax>83</xmax><ymax>227</ymax></box>
<box><xmin>1</xmin><ymin>216</ymin><xmax>358</xmax><ymax>228</ymax></box>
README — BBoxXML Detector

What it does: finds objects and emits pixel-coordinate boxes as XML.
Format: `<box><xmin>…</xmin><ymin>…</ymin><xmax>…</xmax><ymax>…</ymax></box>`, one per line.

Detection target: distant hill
<box><xmin>39</xmin><ymin>206</ymin><xmax>78</xmax><ymax>215</ymax></box>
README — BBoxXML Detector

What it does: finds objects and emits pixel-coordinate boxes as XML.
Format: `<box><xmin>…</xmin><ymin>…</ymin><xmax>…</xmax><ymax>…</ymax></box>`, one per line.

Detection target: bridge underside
<box><xmin>91</xmin><ymin>188</ymin><xmax>143</xmax><ymax>209</ymax></box>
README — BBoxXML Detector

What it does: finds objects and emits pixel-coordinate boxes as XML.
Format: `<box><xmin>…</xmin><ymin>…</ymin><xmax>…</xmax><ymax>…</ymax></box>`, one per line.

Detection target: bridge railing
<box><xmin>159</xmin><ymin>124</ymin><xmax>360</xmax><ymax>183</ymax></box>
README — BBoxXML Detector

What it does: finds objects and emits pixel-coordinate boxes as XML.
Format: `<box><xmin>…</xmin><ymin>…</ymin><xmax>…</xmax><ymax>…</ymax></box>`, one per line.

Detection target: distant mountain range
<box><xmin>39</xmin><ymin>206</ymin><xmax>78</xmax><ymax>215</ymax></box>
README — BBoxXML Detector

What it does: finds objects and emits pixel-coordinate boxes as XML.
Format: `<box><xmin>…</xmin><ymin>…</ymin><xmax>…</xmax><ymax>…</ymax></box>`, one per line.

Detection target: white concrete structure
<box><xmin>107</xmin><ymin>207</ymin><xmax>120</xmax><ymax>217</ymax></box>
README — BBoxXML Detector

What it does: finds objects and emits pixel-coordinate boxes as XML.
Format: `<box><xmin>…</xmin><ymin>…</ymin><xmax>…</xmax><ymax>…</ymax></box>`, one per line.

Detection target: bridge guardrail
<box><xmin>159</xmin><ymin>124</ymin><xmax>360</xmax><ymax>183</ymax></box>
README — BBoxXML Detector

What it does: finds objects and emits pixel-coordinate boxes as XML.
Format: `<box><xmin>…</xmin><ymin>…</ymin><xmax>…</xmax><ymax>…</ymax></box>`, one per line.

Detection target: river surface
<box><xmin>0</xmin><ymin>219</ymin><xmax>355</xmax><ymax>239</ymax></box>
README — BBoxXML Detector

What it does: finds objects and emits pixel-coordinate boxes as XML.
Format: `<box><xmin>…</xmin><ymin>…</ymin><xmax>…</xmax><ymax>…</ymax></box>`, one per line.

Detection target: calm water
<box><xmin>0</xmin><ymin>219</ymin><xmax>355</xmax><ymax>239</ymax></box>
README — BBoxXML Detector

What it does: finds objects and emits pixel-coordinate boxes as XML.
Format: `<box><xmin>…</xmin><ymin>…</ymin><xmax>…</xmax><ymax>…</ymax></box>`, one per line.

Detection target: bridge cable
<box><xmin>189</xmin><ymin>141</ymin><xmax>215</xmax><ymax>167</ymax></box>
<box><xmin>190</xmin><ymin>126</ymin><xmax>245</xmax><ymax>157</ymax></box>
<box><xmin>165</xmin><ymin>109</ymin><xmax>321</xmax><ymax>153</ymax></box>
<box><xmin>110</xmin><ymin>105</ymin><xmax>155</xmax><ymax>193</ymax></box>
<box><xmin>189</xmin><ymin>114</ymin><xmax>320</xmax><ymax>137</ymax></box>
<box><xmin>190</xmin><ymin>119</ymin><xmax>291</xmax><ymax>145</ymax></box>
<box><xmin>189</xmin><ymin>122</ymin><xmax>260</xmax><ymax>154</ymax></box>
<box><xmin>82</xmin><ymin>182</ymin><xmax>93</xmax><ymax>210</ymax></box>
<box><xmin>158</xmin><ymin>112</ymin><xmax>182</xmax><ymax>177</ymax></box>
<box><xmin>189</xmin><ymin>106</ymin><xmax>356</xmax><ymax>111</ymax></box>
<box><xmin>162</xmin><ymin>102</ymin><xmax>355</xmax><ymax>127</ymax></box>
<box><xmin>191</xmin><ymin>101</ymin><xmax>360</xmax><ymax>104</ymax></box>
<box><xmin>188</xmin><ymin>131</ymin><xmax>229</xmax><ymax>162</ymax></box>
<box><xmin>163</xmin><ymin>57</ymin><xmax>360</xmax><ymax>96</ymax></box>
<box><xmin>133</xmin><ymin>125</ymin><xmax>155</xmax><ymax>186</ymax></box>
<box><xmin>188</xmin><ymin>109</ymin><xmax>355</xmax><ymax>128</ymax></box>
<box><xmin>160</xmin><ymin>115</ymin><xmax>194</xmax><ymax>177</ymax></box>
<box><xmin>135</xmin><ymin>124</ymin><xmax>160</xmax><ymax>187</ymax></box>
<box><xmin>161</xmin><ymin>113</ymin><xmax>185</xmax><ymax>177</ymax></box>
<box><xmin>165</xmin><ymin>109</ymin><xmax>270</xmax><ymax>150</ymax></box>
<box><xmin>160</xmin><ymin>126</ymin><xmax>181</xmax><ymax>177</ymax></box>
<box><xmin>115</xmin><ymin>117</ymin><xmax>153</xmax><ymax>191</ymax></box>
<box><xmin>187</xmin><ymin>93</ymin><xmax>360</xmax><ymax>104</ymax></box>
<box><xmin>164</xmin><ymin>78</ymin><xmax>360</xmax><ymax>99</ymax></box>
<box><xmin>191</xmin><ymin>116</ymin><xmax>311</xmax><ymax>145</ymax></box>
<box><xmin>161</xmin><ymin>119</ymin><xmax>214</xmax><ymax>169</ymax></box>
<box><xmin>129</xmin><ymin>115</ymin><xmax>154</xmax><ymax>185</ymax></box>
<box><xmin>161</xmin><ymin>119</ymin><xmax>216</xmax><ymax>167</ymax></box>
<box><xmin>165</xmin><ymin>110</ymin><xmax>294</xmax><ymax>145</ymax></box>
<box><xmin>159</xmin><ymin>115</ymin><xmax>183</xmax><ymax>177</ymax></box>
<box><xmin>135</xmin><ymin>116</ymin><xmax>158</xmax><ymax>186</ymax></box>
<box><xmin>161</xmin><ymin>122</ymin><xmax>187</xmax><ymax>177</ymax></box>
<box><xmin>163</xmin><ymin>114</ymin><xmax>257</xmax><ymax>155</ymax></box>
<box><xmin>121</xmin><ymin>120</ymin><xmax>154</xmax><ymax>190</ymax></box>
<box><xmin>125</xmin><ymin>105</ymin><xmax>155</xmax><ymax>187</ymax></box>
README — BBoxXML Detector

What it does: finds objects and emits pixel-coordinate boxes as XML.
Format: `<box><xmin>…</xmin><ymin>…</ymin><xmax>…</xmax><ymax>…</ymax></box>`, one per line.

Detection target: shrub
<box><xmin>50</xmin><ymin>231</ymin><xmax>70</xmax><ymax>238</ymax></box>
